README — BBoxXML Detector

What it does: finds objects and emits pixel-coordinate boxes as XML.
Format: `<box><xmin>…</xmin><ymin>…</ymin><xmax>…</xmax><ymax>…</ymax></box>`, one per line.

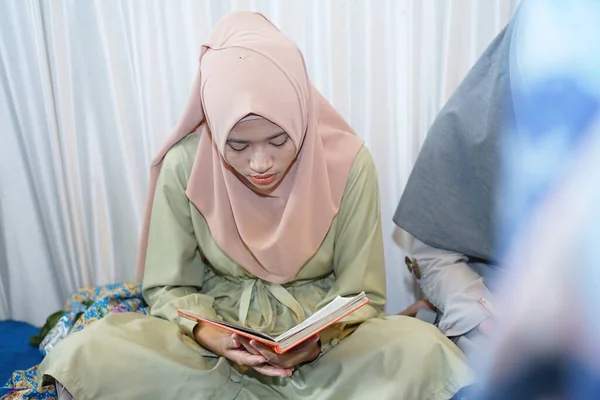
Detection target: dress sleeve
<box><xmin>141</xmin><ymin>140</ymin><xmax>218</xmax><ymax>339</ymax></box>
<box><xmin>411</xmin><ymin>237</ymin><xmax>492</xmax><ymax>337</ymax></box>
<box><xmin>315</xmin><ymin>147</ymin><xmax>387</xmax><ymax>346</ymax></box>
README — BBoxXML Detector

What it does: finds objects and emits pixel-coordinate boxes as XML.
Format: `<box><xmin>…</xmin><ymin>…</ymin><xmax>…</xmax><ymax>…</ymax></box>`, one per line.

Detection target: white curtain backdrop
<box><xmin>0</xmin><ymin>0</ymin><xmax>518</xmax><ymax>325</ymax></box>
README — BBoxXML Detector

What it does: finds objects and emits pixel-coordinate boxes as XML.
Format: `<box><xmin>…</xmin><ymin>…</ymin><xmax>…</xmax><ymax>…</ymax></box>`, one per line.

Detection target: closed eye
<box><xmin>270</xmin><ymin>134</ymin><xmax>289</xmax><ymax>147</ymax></box>
<box><xmin>228</xmin><ymin>143</ymin><xmax>248</xmax><ymax>152</ymax></box>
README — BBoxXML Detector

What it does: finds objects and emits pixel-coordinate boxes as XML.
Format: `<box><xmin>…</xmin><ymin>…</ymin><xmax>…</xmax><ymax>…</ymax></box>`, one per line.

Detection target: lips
<box><xmin>251</xmin><ymin>174</ymin><xmax>276</xmax><ymax>185</ymax></box>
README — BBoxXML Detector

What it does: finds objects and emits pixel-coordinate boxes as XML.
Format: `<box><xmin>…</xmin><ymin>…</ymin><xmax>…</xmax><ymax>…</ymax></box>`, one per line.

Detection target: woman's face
<box><xmin>224</xmin><ymin>117</ymin><xmax>297</xmax><ymax>194</ymax></box>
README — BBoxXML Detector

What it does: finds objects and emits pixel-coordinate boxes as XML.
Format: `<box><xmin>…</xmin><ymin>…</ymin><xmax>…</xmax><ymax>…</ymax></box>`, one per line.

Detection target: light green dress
<box><xmin>38</xmin><ymin>135</ymin><xmax>474</xmax><ymax>399</ymax></box>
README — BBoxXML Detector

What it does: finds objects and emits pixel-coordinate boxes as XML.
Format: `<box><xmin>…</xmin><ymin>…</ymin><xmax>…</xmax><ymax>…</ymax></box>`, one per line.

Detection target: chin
<box><xmin>250</xmin><ymin>182</ymin><xmax>276</xmax><ymax>192</ymax></box>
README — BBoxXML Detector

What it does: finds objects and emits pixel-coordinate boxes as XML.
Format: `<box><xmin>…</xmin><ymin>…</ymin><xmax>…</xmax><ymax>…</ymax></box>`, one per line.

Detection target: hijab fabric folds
<box><xmin>137</xmin><ymin>12</ymin><xmax>363</xmax><ymax>283</ymax></box>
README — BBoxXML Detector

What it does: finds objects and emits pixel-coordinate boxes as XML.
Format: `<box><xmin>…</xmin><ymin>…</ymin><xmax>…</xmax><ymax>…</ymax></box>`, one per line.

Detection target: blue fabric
<box><xmin>2</xmin><ymin>283</ymin><xmax>149</xmax><ymax>399</ymax></box>
<box><xmin>475</xmin><ymin>1</ymin><xmax>600</xmax><ymax>398</ymax></box>
<box><xmin>0</xmin><ymin>321</ymin><xmax>43</xmax><ymax>397</ymax></box>
<box><xmin>37</xmin><ymin>282</ymin><xmax>149</xmax><ymax>357</ymax></box>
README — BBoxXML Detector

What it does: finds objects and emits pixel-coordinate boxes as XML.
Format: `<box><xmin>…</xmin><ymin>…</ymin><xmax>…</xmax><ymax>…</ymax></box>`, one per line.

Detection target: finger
<box><xmin>278</xmin><ymin>336</ymin><xmax>319</xmax><ymax>359</ymax></box>
<box><xmin>231</xmin><ymin>334</ymin><xmax>246</xmax><ymax>349</ymax></box>
<box><xmin>249</xmin><ymin>339</ymin><xmax>277</xmax><ymax>353</ymax></box>
<box><xmin>247</xmin><ymin>341</ymin><xmax>310</xmax><ymax>370</ymax></box>
<box><xmin>225</xmin><ymin>349</ymin><xmax>266</xmax><ymax>367</ymax></box>
<box><xmin>424</xmin><ymin>300</ymin><xmax>438</xmax><ymax>312</ymax></box>
<box><xmin>286</xmin><ymin>339</ymin><xmax>320</xmax><ymax>364</ymax></box>
<box><xmin>253</xmin><ymin>363</ymin><xmax>293</xmax><ymax>377</ymax></box>
<box><xmin>249</xmin><ymin>340</ymin><xmax>287</xmax><ymax>366</ymax></box>
<box><xmin>225</xmin><ymin>334</ymin><xmax>242</xmax><ymax>350</ymax></box>
<box><xmin>249</xmin><ymin>340</ymin><xmax>280</xmax><ymax>358</ymax></box>
<box><xmin>291</xmin><ymin>335</ymin><xmax>319</xmax><ymax>351</ymax></box>
<box><xmin>233</xmin><ymin>335</ymin><xmax>261</xmax><ymax>355</ymax></box>
<box><xmin>398</xmin><ymin>301</ymin><xmax>423</xmax><ymax>317</ymax></box>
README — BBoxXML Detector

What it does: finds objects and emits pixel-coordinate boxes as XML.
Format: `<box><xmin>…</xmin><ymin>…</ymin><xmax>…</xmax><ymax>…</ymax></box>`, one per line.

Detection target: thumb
<box><xmin>303</xmin><ymin>335</ymin><xmax>320</xmax><ymax>346</ymax></box>
<box><xmin>228</xmin><ymin>334</ymin><xmax>242</xmax><ymax>349</ymax></box>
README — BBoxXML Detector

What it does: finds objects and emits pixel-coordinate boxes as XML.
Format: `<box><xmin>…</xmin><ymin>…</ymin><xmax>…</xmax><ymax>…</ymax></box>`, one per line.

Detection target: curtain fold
<box><xmin>0</xmin><ymin>0</ymin><xmax>518</xmax><ymax>324</ymax></box>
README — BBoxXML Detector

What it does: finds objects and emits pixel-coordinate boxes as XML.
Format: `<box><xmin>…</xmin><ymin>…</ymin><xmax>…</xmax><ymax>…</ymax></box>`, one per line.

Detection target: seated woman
<box><xmin>393</xmin><ymin>12</ymin><xmax>518</xmax><ymax>360</ymax></box>
<box><xmin>37</xmin><ymin>11</ymin><xmax>473</xmax><ymax>400</ymax></box>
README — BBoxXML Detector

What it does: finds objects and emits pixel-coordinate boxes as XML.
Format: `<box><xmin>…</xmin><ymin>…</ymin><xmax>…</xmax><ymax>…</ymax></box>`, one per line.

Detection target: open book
<box><xmin>178</xmin><ymin>292</ymin><xmax>369</xmax><ymax>354</ymax></box>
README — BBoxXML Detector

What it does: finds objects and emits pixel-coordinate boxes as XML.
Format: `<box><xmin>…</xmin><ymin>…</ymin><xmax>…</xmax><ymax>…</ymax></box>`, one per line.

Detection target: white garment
<box><xmin>411</xmin><ymin>237</ymin><xmax>493</xmax><ymax>355</ymax></box>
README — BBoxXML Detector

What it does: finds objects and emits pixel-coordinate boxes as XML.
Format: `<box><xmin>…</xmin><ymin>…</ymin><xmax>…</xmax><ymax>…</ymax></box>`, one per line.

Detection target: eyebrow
<box><xmin>226</xmin><ymin>131</ymin><xmax>286</xmax><ymax>144</ymax></box>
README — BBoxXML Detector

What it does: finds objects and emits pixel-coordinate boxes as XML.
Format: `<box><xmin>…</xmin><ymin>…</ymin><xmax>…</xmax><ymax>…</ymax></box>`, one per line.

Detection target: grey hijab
<box><xmin>393</xmin><ymin>18</ymin><xmax>517</xmax><ymax>263</ymax></box>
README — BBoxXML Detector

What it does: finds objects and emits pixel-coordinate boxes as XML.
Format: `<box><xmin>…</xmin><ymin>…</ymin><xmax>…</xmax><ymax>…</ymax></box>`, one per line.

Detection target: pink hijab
<box><xmin>137</xmin><ymin>12</ymin><xmax>364</xmax><ymax>284</ymax></box>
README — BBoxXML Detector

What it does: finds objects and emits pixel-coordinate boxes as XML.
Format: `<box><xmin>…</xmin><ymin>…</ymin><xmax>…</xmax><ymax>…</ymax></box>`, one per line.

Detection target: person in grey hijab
<box><xmin>393</xmin><ymin>10</ymin><xmax>518</xmax><ymax>360</ymax></box>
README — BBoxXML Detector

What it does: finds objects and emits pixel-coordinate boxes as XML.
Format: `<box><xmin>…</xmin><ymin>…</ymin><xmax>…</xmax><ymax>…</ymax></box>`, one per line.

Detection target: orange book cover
<box><xmin>178</xmin><ymin>296</ymin><xmax>369</xmax><ymax>354</ymax></box>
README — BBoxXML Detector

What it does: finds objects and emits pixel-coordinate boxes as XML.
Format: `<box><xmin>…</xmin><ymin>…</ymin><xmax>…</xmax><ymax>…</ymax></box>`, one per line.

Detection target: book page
<box><xmin>275</xmin><ymin>294</ymin><xmax>359</xmax><ymax>342</ymax></box>
<box><xmin>277</xmin><ymin>296</ymin><xmax>369</xmax><ymax>352</ymax></box>
<box><xmin>180</xmin><ymin>292</ymin><xmax>366</xmax><ymax>349</ymax></box>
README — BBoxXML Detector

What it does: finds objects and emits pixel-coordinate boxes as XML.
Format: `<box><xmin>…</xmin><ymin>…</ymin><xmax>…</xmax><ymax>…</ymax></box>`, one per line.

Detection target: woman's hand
<box><xmin>398</xmin><ymin>299</ymin><xmax>437</xmax><ymax>317</ymax></box>
<box><xmin>234</xmin><ymin>334</ymin><xmax>321</xmax><ymax>377</ymax></box>
<box><xmin>193</xmin><ymin>323</ymin><xmax>267</xmax><ymax>369</ymax></box>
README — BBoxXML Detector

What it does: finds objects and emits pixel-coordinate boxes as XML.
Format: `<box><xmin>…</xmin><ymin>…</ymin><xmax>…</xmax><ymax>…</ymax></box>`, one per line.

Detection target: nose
<box><xmin>249</xmin><ymin>151</ymin><xmax>274</xmax><ymax>174</ymax></box>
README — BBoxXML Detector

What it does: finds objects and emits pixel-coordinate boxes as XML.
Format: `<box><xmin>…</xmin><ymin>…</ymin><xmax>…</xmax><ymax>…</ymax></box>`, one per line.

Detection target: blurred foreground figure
<box><xmin>477</xmin><ymin>0</ymin><xmax>600</xmax><ymax>398</ymax></box>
